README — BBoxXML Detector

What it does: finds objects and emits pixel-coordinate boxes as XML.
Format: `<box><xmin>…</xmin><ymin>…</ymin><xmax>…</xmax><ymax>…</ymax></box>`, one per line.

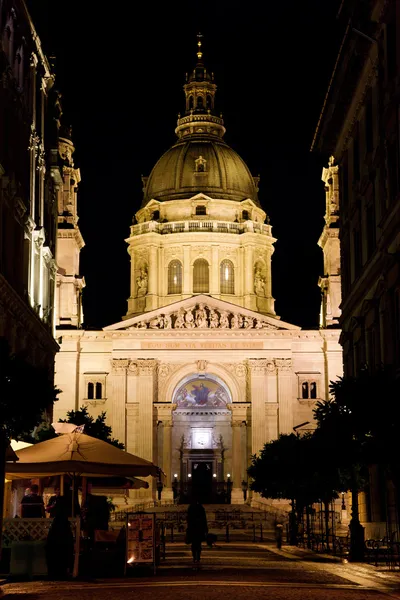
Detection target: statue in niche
<box><xmin>195</xmin><ymin>303</ymin><xmax>208</xmax><ymax>328</ymax></box>
<box><xmin>162</xmin><ymin>313</ymin><xmax>172</xmax><ymax>329</ymax></box>
<box><xmin>254</xmin><ymin>268</ymin><xmax>266</xmax><ymax>297</ymax></box>
<box><xmin>209</xmin><ymin>308</ymin><xmax>219</xmax><ymax>328</ymax></box>
<box><xmin>136</xmin><ymin>267</ymin><xmax>148</xmax><ymax>297</ymax></box>
<box><xmin>219</xmin><ymin>311</ymin><xmax>230</xmax><ymax>328</ymax></box>
<box><xmin>184</xmin><ymin>308</ymin><xmax>195</xmax><ymax>328</ymax></box>
<box><xmin>175</xmin><ymin>307</ymin><xmax>186</xmax><ymax>328</ymax></box>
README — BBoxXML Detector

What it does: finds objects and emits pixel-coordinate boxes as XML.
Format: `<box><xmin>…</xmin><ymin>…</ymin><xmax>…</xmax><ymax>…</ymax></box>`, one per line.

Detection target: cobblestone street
<box><xmin>3</xmin><ymin>542</ymin><xmax>400</xmax><ymax>600</ymax></box>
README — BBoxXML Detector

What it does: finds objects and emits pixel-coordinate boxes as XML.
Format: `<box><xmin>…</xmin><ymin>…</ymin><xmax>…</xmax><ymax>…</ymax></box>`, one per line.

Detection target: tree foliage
<box><xmin>248</xmin><ymin>433</ymin><xmax>341</xmax><ymax>511</ymax></box>
<box><xmin>0</xmin><ymin>338</ymin><xmax>59</xmax><ymax>444</ymax></box>
<box><xmin>35</xmin><ymin>406</ymin><xmax>125</xmax><ymax>449</ymax></box>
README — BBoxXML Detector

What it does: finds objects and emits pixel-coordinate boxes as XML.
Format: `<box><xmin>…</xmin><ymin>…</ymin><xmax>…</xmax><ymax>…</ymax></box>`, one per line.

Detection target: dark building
<box><xmin>0</xmin><ymin>0</ymin><xmax>62</xmax><ymax>394</ymax></box>
<box><xmin>312</xmin><ymin>0</ymin><xmax>400</xmax><ymax>535</ymax></box>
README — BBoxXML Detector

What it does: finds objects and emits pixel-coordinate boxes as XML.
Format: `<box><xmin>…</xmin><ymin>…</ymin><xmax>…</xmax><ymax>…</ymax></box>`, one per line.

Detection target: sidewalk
<box><xmin>264</xmin><ymin>542</ymin><xmax>400</xmax><ymax>596</ymax></box>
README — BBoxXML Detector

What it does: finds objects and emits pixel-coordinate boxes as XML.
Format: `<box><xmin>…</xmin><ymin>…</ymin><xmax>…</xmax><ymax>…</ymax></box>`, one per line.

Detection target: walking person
<box><xmin>186</xmin><ymin>498</ymin><xmax>208</xmax><ymax>569</ymax></box>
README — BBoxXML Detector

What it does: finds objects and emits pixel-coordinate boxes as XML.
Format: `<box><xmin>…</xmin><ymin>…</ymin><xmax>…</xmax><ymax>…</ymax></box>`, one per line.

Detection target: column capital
<box><xmin>155</xmin><ymin>402</ymin><xmax>176</xmax><ymax>425</ymax></box>
<box><xmin>128</xmin><ymin>359</ymin><xmax>158</xmax><ymax>376</ymax></box>
<box><xmin>111</xmin><ymin>358</ymin><xmax>130</xmax><ymax>374</ymax></box>
<box><xmin>275</xmin><ymin>358</ymin><xmax>292</xmax><ymax>372</ymax></box>
<box><xmin>247</xmin><ymin>358</ymin><xmax>275</xmax><ymax>374</ymax></box>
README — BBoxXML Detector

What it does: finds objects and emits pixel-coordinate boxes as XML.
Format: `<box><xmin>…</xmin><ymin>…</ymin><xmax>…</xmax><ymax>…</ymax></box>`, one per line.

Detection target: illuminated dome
<box><xmin>142</xmin><ymin>137</ymin><xmax>260</xmax><ymax>206</ymax></box>
<box><xmin>141</xmin><ymin>35</ymin><xmax>260</xmax><ymax>208</ymax></box>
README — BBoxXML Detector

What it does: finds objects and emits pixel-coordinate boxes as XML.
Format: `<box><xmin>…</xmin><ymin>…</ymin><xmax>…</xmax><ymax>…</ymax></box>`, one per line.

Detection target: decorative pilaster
<box><xmin>110</xmin><ymin>359</ymin><xmax>129</xmax><ymax>445</ymax></box>
<box><xmin>276</xmin><ymin>358</ymin><xmax>293</xmax><ymax>434</ymax></box>
<box><xmin>155</xmin><ymin>403</ymin><xmax>176</xmax><ymax>500</ymax></box>
<box><xmin>248</xmin><ymin>359</ymin><xmax>269</xmax><ymax>455</ymax></box>
<box><xmin>244</xmin><ymin>246</ymin><xmax>254</xmax><ymax>308</ymax></box>
<box><xmin>211</xmin><ymin>245</ymin><xmax>219</xmax><ymax>295</ymax></box>
<box><xmin>135</xmin><ymin>359</ymin><xmax>158</xmax><ymax>462</ymax></box>
<box><xmin>183</xmin><ymin>245</ymin><xmax>190</xmax><ymax>295</ymax></box>
<box><xmin>147</xmin><ymin>245</ymin><xmax>158</xmax><ymax>309</ymax></box>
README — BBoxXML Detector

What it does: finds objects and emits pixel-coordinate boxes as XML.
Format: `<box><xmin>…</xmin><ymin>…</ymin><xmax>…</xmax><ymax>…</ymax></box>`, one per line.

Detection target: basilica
<box><xmin>54</xmin><ymin>39</ymin><xmax>342</xmax><ymax>506</ymax></box>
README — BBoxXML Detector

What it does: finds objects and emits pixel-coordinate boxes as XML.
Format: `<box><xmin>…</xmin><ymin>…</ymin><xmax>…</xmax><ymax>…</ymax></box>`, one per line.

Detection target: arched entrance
<box><xmin>171</xmin><ymin>374</ymin><xmax>233</xmax><ymax>504</ymax></box>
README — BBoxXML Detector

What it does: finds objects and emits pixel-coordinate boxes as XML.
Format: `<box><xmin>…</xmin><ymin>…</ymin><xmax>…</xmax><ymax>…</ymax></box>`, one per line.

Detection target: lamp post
<box><xmin>226</xmin><ymin>474</ymin><xmax>232</xmax><ymax>504</ymax></box>
<box><xmin>156</xmin><ymin>478</ymin><xmax>163</xmax><ymax>502</ymax></box>
<box><xmin>241</xmin><ymin>480</ymin><xmax>248</xmax><ymax>502</ymax></box>
<box><xmin>172</xmin><ymin>474</ymin><xmax>179</xmax><ymax>502</ymax></box>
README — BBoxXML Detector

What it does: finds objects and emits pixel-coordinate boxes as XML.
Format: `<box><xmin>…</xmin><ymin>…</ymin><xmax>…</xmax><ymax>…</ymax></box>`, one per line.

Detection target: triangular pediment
<box><xmin>104</xmin><ymin>295</ymin><xmax>300</xmax><ymax>331</ymax></box>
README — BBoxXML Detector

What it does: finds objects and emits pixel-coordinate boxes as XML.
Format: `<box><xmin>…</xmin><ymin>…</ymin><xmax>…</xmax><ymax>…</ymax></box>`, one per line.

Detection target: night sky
<box><xmin>28</xmin><ymin>1</ymin><xmax>342</xmax><ymax>330</ymax></box>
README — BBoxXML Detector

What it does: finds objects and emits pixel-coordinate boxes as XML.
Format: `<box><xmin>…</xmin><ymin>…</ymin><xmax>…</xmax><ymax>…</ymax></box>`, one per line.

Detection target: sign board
<box><xmin>126</xmin><ymin>513</ymin><xmax>156</xmax><ymax>573</ymax></box>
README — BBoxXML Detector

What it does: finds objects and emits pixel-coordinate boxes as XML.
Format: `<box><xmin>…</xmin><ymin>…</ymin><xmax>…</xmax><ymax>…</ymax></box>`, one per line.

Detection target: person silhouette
<box><xmin>186</xmin><ymin>498</ymin><xmax>208</xmax><ymax>569</ymax></box>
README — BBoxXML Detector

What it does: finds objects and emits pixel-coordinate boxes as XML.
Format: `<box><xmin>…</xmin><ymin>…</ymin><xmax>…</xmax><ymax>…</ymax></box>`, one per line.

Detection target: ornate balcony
<box><xmin>130</xmin><ymin>220</ymin><xmax>272</xmax><ymax>237</ymax></box>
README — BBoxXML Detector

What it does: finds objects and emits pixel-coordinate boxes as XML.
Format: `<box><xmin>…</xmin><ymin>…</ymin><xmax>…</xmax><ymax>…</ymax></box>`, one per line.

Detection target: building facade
<box><xmin>312</xmin><ymin>0</ymin><xmax>400</xmax><ymax>532</ymax></box>
<box><xmin>54</xmin><ymin>40</ymin><xmax>342</xmax><ymax>505</ymax></box>
<box><xmin>0</xmin><ymin>0</ymin><xmax>60</xmax><ymax>383</ymax></box>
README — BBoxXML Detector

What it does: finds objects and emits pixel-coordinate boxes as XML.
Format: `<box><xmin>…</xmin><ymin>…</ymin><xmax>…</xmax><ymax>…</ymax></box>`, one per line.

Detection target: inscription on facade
<box><xmin>141</xmin><ymin>341</ymin><xmax>263</xmax><ymax>350</ymax></box>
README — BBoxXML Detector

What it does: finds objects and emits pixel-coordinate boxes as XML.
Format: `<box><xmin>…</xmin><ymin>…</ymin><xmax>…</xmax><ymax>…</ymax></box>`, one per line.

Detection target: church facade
<box><xmin>54</xmin><ymin>39</ymin><xmax>342</xmax><ymax>505</ymax></box>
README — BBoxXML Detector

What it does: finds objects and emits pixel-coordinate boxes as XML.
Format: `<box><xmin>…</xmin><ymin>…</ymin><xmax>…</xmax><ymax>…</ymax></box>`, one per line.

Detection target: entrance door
<box><xmin>192</xmin><ymin>461</ymin><xmax>212</xmax><ymax>503</ymax></box>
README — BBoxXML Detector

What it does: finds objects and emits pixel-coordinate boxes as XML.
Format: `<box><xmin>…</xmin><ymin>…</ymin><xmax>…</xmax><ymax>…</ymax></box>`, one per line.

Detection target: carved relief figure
<box><xmin>184</xmin><ymin>308</ymin><xmax>195</xmax><ymax>328</ymax></box>
<box><xmin>254</xmin><ymin>268</ymin><xmax>266</xmax><ymax>297</ymax></box>
<box><xmin>219</xmin><ymin>311</ymin><xmax>230</xmax><ymax>328</ymax></box>
<box><xmin>195</xmin><ymin>303</ymin><xmax>208</xmax><ymax>328</ymax></box>
<box><xmin>162</xmin><ymin>313</ymin><xmax>172</xmax><ymax>329</ymax></box>
<box><xmin>231</xmin><ymin>313</ymin><xmax>243</xmax><ymax>329</ymax></box>
<box><xmin>175</xmin><ymin>307</ymin><xmax>186</xmax><ymax>328</ymax></box>
<box><xmin>149</xmin><ymin>315</ymin><xmax>162</xmax><ymax>329</ymax></box>
<box><xmin>242</xmin><ymin>315</ymin><xmax>253</xmax><ymax>329</ymax></box>
<box><xmin>136</xmin><ymin>267</ymin><xmax>148</xmax><ymax>297</ymax></box>
<box><xmin>209</xmin><ymin>308</ymin><xmax>219</xmax><ymax>328</ymax></box>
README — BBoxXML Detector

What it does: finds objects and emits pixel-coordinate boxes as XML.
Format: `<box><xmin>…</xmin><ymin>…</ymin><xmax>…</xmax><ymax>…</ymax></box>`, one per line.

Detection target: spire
<box><xmin>175</xmin><ymin>35</ymin><xmax>225</xmax><ymax>139</ymax></box>
<box><xmin>196</xmin><ymin>32</ymin><xmax>203</xmax><ymax>63</ymax></box>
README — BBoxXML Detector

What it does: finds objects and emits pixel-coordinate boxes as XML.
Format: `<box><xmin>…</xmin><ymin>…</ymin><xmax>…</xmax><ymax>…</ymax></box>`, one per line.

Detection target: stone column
<box><xmin>110</xmin><ymin>359</ymin><xmax>129</xmax><ymax>446</ymax></box>
<box><xmin>244</xmin><ymin>246</ymin><xmax>254</xmax><ymax>306</ymax></box>
<box><xmin>148</xmin><ymin>245</ymin><xmax>158</xmax><ymax>309</ymax></box>
<box><xmin>248</xmin><ymin>360</ymin><xmax>268</xmax><ymax>455</ymax></box>
<box><xmin>211</xmin><ymin>245</ymin><xmax>219</xmax><ymax>295</ymax></box>
<box><xmin>276</xmin><ymin>358</ymin><xmax>293</xmax><ymax>434</ymax></box>
<box><xmin>183</xmin><ymin>245</ymin><xmax>190</xmax><ymax>295</ymax></box>
<box><xmin>229</xmin><ymin>403</ymin><xmax>248</xmax><ymax>503</ymax></box>
<box><xmin>155</xmin><ymin>403</ymin><xmax>176</xmax><ymax>502</ymax></box>
<box><xmin>265</xmin><ymin>403</ymin><xmax>279</xmax><ymax>441</ymax></box>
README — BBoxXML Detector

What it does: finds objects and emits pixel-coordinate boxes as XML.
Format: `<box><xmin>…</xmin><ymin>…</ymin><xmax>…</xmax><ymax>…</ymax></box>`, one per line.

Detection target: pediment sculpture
<box><xmin>129</xmin><ymin>302</ymin><xmax>278</xmax><ymax>330</ymax></box>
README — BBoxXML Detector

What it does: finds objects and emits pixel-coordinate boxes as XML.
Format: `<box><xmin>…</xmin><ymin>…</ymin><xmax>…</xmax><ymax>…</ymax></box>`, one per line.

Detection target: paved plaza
<box><xmin>2</xmin><ymin>542</ymin><xmax>400</xmax><ymax>600</ymax></box>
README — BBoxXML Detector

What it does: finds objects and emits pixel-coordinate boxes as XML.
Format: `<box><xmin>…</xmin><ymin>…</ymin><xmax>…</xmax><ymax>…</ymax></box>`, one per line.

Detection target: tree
<box><xmin>248</xmin><ymin>433</ymin><xmax>341</xmax><ymax>546</ymax></box>
<box><xmin>0</xmin><ymin>338</ymin><xmax>59</xmax><ymax>556</ymax></box>
<box><xmin>36</xmin><ymin>406</ymin><xmax>125</xmax><ymax>449</ymax></box>
<box><xmin>313</xmin><ymin>368</ymin><xmax>400</xmax><ymax>561</ymax></box>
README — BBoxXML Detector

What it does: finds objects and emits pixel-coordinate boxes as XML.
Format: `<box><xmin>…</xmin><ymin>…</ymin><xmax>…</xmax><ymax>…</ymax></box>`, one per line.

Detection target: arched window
<box><xmin>189</xmin><ymin>96</ymin><xmax>194</xmax><ymax>110</ymax></box>
<box><xmin>220</xmin><ymin>260</ymin><xmax>234</xmax><ymax>294</ymax></box>
<box><xmin>197</xmin><ymin>96</ymin><xmax>203</xmax><ymax>109</ymax></box>
<box><xmin>206</xmin><ymin>95</ymin><xmax>212</xmax><ymax>109</ymax></box>
<box><xmin>301</xmin><ymin>382</ymin><xmax>309</xmax><ymax>399</ymax></box>
<box><xmin>87</xmin><ymin>382</ymin><xmax>94</xmax><ymax>400</ymax></box>
<box><xmin>95</xmin><ymin>382</ymin><xmax>102</xmax><ymax>399</ymax></box>
<box><xmin>242</xmin><ymin>210</ymin><xmax>250</xmax><ymax>220</ymax></box>
<box><xmin>193</xmin><ymin>259</ymin><xmax>209</xmax><ymax>293</ymax></box>
<box><xmin>196</xmin><ymin>205</ymin><xmax>206</xmax><ymax>215</ymax></box>
<box><xmin>168</xmin><ymin>260</ymin><xmax>182</xmax><ymax>294</ymax></box>
<box><xmin>152</xmin><ymin>210</ymin><xmax>160</xmax><ymax>221</ymax></box>
<box><xmin>310</xmin><ymin>382</ymin><xmax>317</xmax><ymax>399</ymax></box>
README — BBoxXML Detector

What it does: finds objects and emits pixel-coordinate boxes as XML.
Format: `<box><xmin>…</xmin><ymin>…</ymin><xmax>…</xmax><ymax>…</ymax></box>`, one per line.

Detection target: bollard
<box><xmin>260</xmin><ymin>524</ymin><xmax>263</xmax><ymax>542</ymax></box>
<box><xmin>171</xmin><ymin>523</ymin><xmax>174</xmax><ymax>543</ymax></box>
<box><xmin>253</xmin><ymin>523</ymin><xmax>256</xmax><ymax>543</ymax></box>
<box><xmin>226</xmin><ymin>523</ymin><xmax>230</xmax><ymax>543</ymax></box>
